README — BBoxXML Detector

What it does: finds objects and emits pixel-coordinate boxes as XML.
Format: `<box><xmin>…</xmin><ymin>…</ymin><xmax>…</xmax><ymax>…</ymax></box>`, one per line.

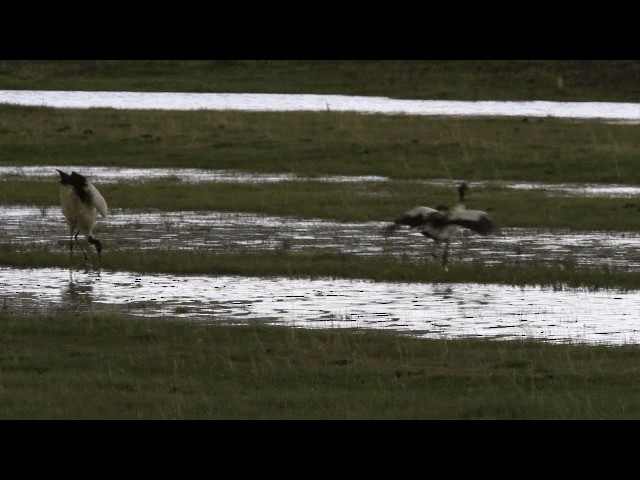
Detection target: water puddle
<box><xmin>0</xmin><ymin>165</ymin><xmax>386</xmax><ymax>184</ymax></box>
<box><xmin>1</xmin><ymin>90</ymin><xmax>639</xmax><ymax>123</ymax></box>
<box><xmin>3</xmin><ymin>206</ymin><xmax>640</xmax><ymax>270</ymax></box>
<box><xmin>3</xmin><ymin>166</ymin><xmax>640</xmax><ymax>198</ymax></box>
<box><xmin>426</xmin><ymin>179</ymin><xmax>640</xmax><ymax>198</ymax></box>
<box><xmin>1</xmin><ymin>266</ymin><xmax>639</xmax><ymax>345</ymax></box>
<box><xmin>500</xmin><ymin>181</ymin><xmax>640</xmax><ymax>198</ymax></box>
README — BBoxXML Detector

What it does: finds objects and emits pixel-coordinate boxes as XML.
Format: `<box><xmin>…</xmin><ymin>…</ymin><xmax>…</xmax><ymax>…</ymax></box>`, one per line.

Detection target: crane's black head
<box><xmin>56</xmin><ymin>169</ymin><xmax>91</xmax><ymax>204</ymax></box>
<box><xmin>57</xmin><ymin>169</ymin><xmax>88</xmax><ymax>186</ymax></box>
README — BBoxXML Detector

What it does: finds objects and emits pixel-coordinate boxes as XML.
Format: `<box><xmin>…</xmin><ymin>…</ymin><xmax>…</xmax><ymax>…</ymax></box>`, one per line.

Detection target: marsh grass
<box><xmin>3</xmin><ymin>312</ymin><xmax>640</xmax><ymax>419</ymax></box>
<box><xmin>1</xmin><ymin>60</ymin><xmax>639</xmax><ymax>102</ymax></box>
<box><xmin>2</xmin><ymin>105</ymin><xmax>640</xmax><ymax>183</ymax></box>
<box><xmin>1</xmin><ymin>245</ymin><xmax>638</xmax><ymax>290</ymax></box>
<box><xmin>3</xmin><ymin>177</ymin><xmax>640</xmax><ymax>231</ymax></box>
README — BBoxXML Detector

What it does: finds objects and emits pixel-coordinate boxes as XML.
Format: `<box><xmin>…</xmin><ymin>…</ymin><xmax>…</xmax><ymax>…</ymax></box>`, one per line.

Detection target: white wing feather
<box><xmin>87</xmin><ymin>183</ymin><xmax>108</xmax><ymax>217</ymax></box>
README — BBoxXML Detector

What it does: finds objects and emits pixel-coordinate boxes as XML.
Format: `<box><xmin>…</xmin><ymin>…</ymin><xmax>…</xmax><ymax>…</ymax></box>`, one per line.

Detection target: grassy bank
<box><xmin>2</xmin><ymin>106</ymin><xmax>640</xmax><ymax>184</ymax></box>
<box><xmin>2</xmin><ymin>313</ymin><xmax>640</xmax><ymax>419</ymax></box>
<box><xmin>2</xmin><ymin>247</ymin><xmax>638</xmax><ymax>290</ymax></box>
<box><xmin>3</xmin><ymin>178</ymin><xmax>640</xmax><ymax>232</ymax></box>
<box><xmin>1</xmin><ymin>60</ymin><xmax>639</xmax><ymax>102</ymax></box>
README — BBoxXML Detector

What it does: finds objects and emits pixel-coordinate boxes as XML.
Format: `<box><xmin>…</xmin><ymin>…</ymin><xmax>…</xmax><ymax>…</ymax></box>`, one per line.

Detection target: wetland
<box><xmin>2</xmin><ymin>61</ymin><xmax>640</xmax><ymax>419</ymax></box>
<box><xmin>3</xmin><ymin>95</ymin><xmax>640</xmax><ymax>343</ymax></box>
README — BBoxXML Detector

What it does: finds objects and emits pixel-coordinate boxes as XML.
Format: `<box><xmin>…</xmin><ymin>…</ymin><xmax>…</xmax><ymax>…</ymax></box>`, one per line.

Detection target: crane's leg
<box><xmin>72</xmin><ymin>230</ymin><xmax>89</xmax><ymax>261</ymax></box>
<box><xmin>429</xmin><ymin>240</ymin><xmax>443</xmax><ymax>261</ymax></box>
<box><xmin>442</xmin><ymin>240</ymin><xmax>451</xmax><ymax>268</ymax></box>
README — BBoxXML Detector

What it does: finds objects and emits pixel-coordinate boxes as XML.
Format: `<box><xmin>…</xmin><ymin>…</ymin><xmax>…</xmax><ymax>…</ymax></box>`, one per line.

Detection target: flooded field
<box><xmin>2</xmin><ymin>91</ymin><xmax>640</xmax><ymax>347</ymax></box>
<box><xmin>13</xmin><ymin>197</ymin><xmax>639</xmax><ymax>346</ymax></box>
<box><xmin>2</xmin><ymin>266</ymin><xmax>638</xmax><ymax>346</ymax></box>
<box><xmin>3</xmin><ymin>205</ymin><xmax>640</xmax><ymax>271</ymax></box>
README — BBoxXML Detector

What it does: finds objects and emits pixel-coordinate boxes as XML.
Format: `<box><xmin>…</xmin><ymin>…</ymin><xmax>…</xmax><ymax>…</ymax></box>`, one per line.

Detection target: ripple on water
<box><xmin>2</xmin><ymin>266</ymin><xmax>640</xmax><ymax>346</ymax></box>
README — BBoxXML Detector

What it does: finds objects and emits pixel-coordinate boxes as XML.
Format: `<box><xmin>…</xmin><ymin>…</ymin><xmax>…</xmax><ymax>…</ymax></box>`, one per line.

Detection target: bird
<box><xmin>56</xmin><ymin>169</ymin><xmax>108</xmax><ymax>260</ymax></box>
<box><xmin>388</xmin><ymin>182</ymin><xmax>498</xmax><ymax>267</ymax></box>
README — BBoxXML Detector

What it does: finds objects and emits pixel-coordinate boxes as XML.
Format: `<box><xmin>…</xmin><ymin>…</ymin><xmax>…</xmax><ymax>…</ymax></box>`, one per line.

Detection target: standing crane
<box><xmin>56</xmin><ymin>169</ymin><xmax>108</xmax><ymax>260</ymax></box>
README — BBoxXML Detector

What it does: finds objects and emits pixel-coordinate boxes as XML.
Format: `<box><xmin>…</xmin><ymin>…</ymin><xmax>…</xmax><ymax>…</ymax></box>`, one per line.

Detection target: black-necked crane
<box><xmin>388</xmin><ymin>182</ymin><xmax>498</xmax><ymax>267</ymax></box>
<box><xmin>56</xmin><ymin>169</ymin><xmax>108</xmax><ymax>260</ymax></box>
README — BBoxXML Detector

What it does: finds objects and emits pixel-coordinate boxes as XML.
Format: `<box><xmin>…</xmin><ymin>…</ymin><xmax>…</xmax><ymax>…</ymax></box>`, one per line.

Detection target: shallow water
<box><xmin>1</xmin><ymin>266</ymin><xmax>639</xmax><ymax>346</ymax></box>
<box><xmin>1</xmin><ymin>90</ymin><xmax>639</xmax><ymax>123</ymax></box>
<box><xmin>0</xmin><ymin>165</ymin><xmax>386</xmax><ymax>184</ymax></box>
<box><xmin>4</xmin><ymin>206</ymin><xmax>640</xmax><ymax>270</ymax></box>
<box><xmin>3</xmin><ymin>166</ymin><xmax>640</xmax><ymax>198</ymax></box>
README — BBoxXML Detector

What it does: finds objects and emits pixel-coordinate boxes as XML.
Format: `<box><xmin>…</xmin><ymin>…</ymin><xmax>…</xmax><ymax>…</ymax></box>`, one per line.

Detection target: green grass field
<box><xmin>4</xmin><ymin>312</ymin><xmax>640</xmax><ymax>419</ymax></box>
<box><xmin>1</xmin><ymin>60</ymin><xmax>639</xmax><ymax>102</ymax></box>
<box><xmin>2</xmin><ymin>105</ymin><xmax>639</xmax><ymax>183</ymax></box>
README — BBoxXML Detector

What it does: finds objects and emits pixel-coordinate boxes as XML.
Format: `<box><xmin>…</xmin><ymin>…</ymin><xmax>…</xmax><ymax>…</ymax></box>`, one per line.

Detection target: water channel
<box><xmin>2</xmin><ymin>266</ymin><xmax>639</xmax><ymax>346</ymax></box>
<box><xmin>1</xmin><ymin>90</ymin><xmax>639</xmax><ymax>123</ymax></box>
<box><xmin>3</xmin><ymin>166</ymin><xmax>640</xmax><ymax>198</ymax></box>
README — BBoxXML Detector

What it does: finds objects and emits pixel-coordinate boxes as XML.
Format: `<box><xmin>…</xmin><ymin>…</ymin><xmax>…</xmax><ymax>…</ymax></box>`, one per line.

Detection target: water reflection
<box><xmin>61</xmin><ymin>269</ymin><xmax>96</xmax><ymax>310</ymax></box>
<box><xmin>1</xmin><ymin>90</ymin><xmax>639</xmax><ymax>123</ymax></box>
<box><xmin>3</xmin><ymin>206</ymin><xmax>640</xmax><ymax>270</ymax></box>
<box><xmin>1</xmin><ymin>266</ymin><xmax>639</xmax><ymax>345</ymax></box>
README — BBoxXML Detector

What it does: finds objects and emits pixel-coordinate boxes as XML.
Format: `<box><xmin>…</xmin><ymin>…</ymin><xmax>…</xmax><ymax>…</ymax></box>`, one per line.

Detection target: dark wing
<box><xmin>394</xmin><ymin>206</ymin><xmax>445</xmax><ymax>228</ymax></box>
<box><xmin>446</xmin><ymin>209</ymin><xmax>498</xmax><ymax>235</ymax></box>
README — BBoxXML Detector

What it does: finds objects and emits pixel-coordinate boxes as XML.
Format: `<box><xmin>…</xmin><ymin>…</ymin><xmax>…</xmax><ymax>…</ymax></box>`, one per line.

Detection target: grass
<box><xmin>2</xmin><ymin>105</ymin><xmax>640</xmax><ymax>183</ymax></box>
<box><xmin>3</xmin><ymin>105</ymin><xmax>640</xmax><ymax>234</ymax></box>
<box><xmin>3</xmin><ymin>312</ymin><xmax>640</xmax><ymax>419</ymax></box>
<box><xmin>3</xmin><ymin>178</ymin><xmax>640</xmax><ymax>232</ymax></box>
<box><xmin>1</xmin><ymin>247</ymin><xmax>639</xmax><ymax>291</ymax></box>
<box><xmin>1</xmin><ymin>60</ymin><xmax>640</xmax><ymax>102</ymax></box>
